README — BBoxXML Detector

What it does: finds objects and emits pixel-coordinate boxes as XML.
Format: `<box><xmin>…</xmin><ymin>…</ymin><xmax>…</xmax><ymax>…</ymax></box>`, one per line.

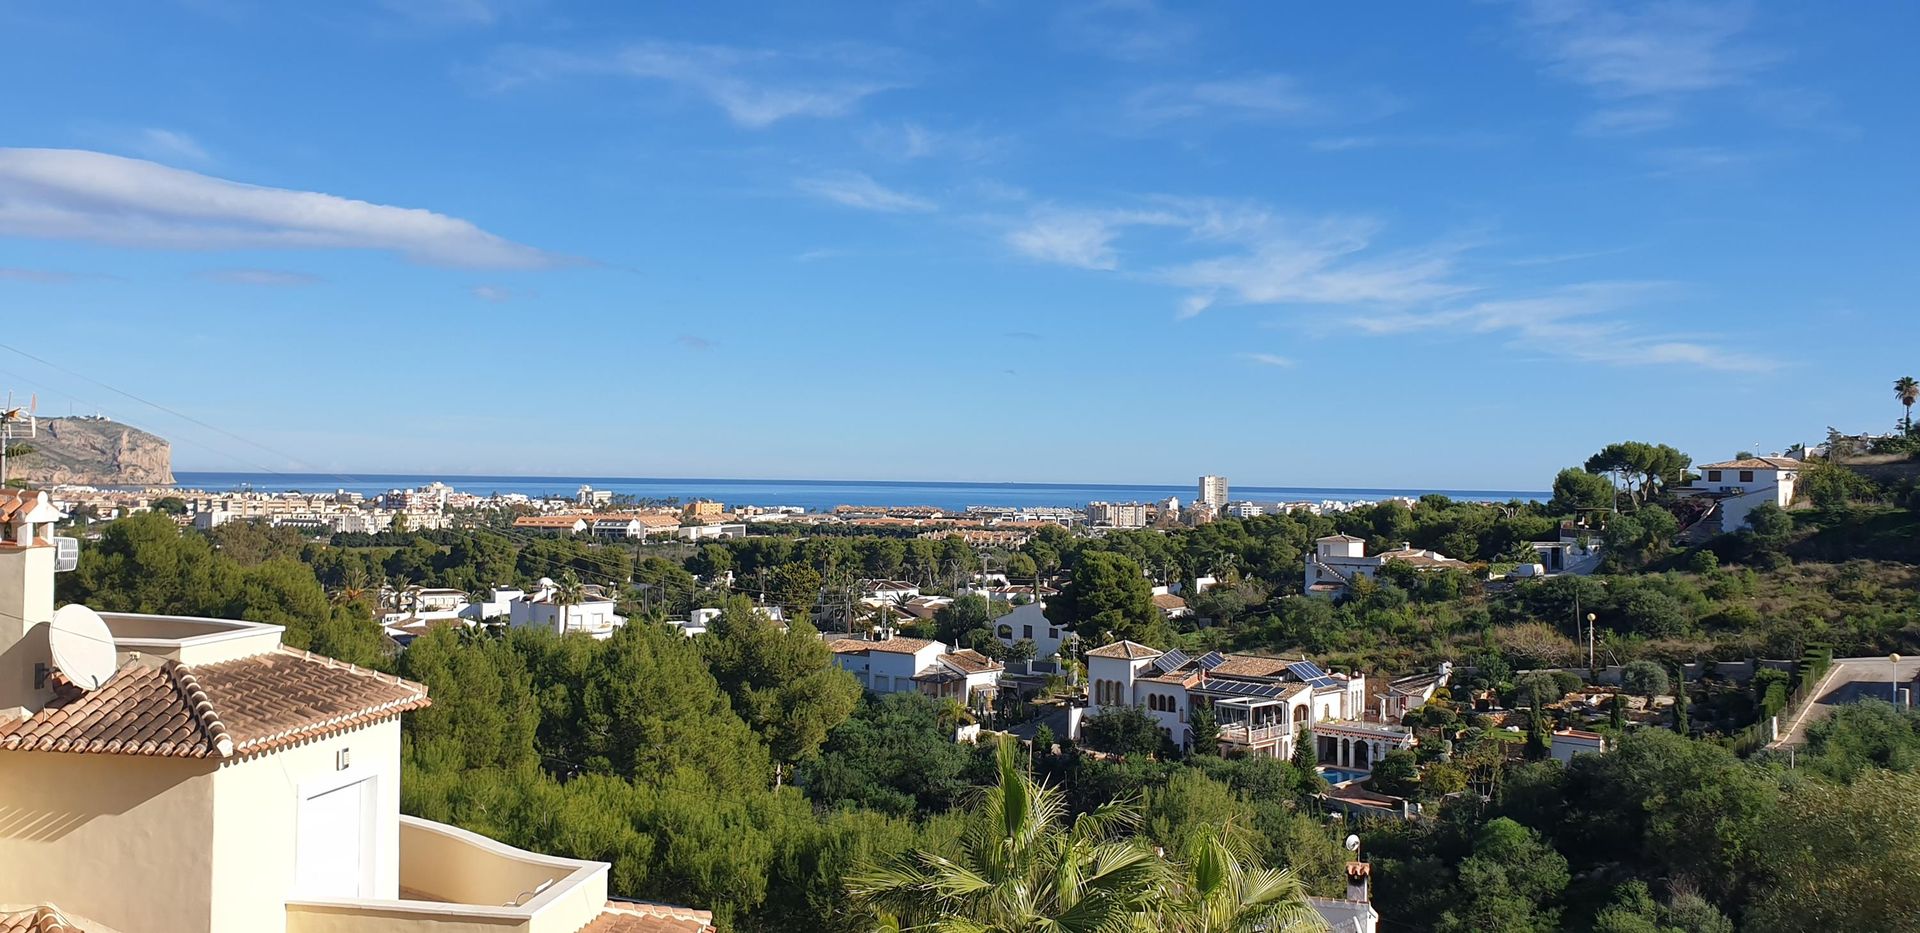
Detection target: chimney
<box><xmin>0</xmin><ymin>489</ymin><xmax>65</xmax><ymax>712</ymax></box>
<box><xmin>1345</xmin><ymin>861</ymin><xmax>1371</xmax><ymax>903</ymax></box>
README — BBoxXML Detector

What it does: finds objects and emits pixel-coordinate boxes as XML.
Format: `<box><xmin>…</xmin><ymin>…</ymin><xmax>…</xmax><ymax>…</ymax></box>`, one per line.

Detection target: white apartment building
<box><xmin>828</xmin><ymin>633</ymin><xmax>1003</xmax><ymax>708</ymax></box>
<box><xmin>1087</xmin><ymin>501</ymin><xmax>1150</xmax><ymax>528</ymax></box>
<box><xmin>1224</xmin><ymin>501</ymin><xmax>1265</xmax><ymax>519</ymax></box>
<box><xmin>1198</xmin><ymin>476</ymin><xmax>1229</xmax><ymax>510</ymax></box>
<box><xmin>1304</xmin><ymin>535</ymin><xmax>1465</xmax><ymax>598</ymax></box>
<box><xmin>1674</xmin><ymin>456</ymin><xmax>1802</xmax><ymax>532</ymax></box>
<box><xmin>1080</xmin><ymin>641</ymin><xmax>1416</xmax><ymax>768</ymax></box>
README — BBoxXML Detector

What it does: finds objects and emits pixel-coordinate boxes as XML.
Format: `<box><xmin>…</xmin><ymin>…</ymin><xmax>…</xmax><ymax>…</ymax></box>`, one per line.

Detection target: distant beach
<box><xmin>170</xmin><ymin>472</ymin><xmax>1549</xmax><ymax>512</ymax></box>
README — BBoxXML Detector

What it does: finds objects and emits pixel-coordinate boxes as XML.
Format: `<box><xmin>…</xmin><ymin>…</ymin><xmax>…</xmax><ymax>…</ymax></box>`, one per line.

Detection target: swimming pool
<box><xmin>1318</xmin><ymin>767</ymin><xmax>1370</xmax><ymax>784</ymax></box>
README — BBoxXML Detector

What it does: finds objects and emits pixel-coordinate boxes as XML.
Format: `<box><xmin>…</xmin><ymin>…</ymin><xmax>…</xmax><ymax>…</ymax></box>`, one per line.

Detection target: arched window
<box><xmin>997</xmin><ymin>624</ymin><xmax>1013</xmax><ymax>639</ymax></box>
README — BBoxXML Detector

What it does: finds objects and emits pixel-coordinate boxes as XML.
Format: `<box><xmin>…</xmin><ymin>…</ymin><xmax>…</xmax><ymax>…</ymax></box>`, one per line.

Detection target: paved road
<box><xmin>1770</xmin><ymin>656</ymin><xmax>1920</xmax><ymax>748</ymax></box>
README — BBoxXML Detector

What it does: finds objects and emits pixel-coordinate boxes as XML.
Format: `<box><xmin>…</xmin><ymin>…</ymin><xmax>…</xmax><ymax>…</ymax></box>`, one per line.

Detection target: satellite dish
<box><xmin>1344</xmin><ymin>834</ymin><xmax>1361</xmax><ymax>852</ymax></box>
<box><xmin>49</xmin><ymin>604</ymin><xmax>118</xmax><ymax>690</ymax></box>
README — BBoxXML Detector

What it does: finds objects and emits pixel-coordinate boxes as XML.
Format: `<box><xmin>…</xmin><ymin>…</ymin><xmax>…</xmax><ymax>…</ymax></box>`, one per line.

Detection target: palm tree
<box><xmin>1898</xmin><ymin>376</ymin><xmax>1919</xmax><ymax>433</ymax></box>
<box><xmin>1157</xmin><ymin>825</ymin><xmax>1325</xmax><ymax>933</ymax></box>
<box><xmin>850</xmin><ymin>738</ymin><xmax>1165</xmax><ymax>931</ymax></box>
<box><xmin>551</xmin><ymin>570</ymin><xmax>586</xmax><ymax>635</ymax></box>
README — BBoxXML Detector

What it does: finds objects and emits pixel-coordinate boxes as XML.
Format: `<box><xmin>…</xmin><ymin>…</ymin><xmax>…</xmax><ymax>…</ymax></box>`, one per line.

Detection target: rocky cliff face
<box><xmin>11</xmin><ymin>416</ymin><xmax>173</xmax><ymax>485</ymax></box>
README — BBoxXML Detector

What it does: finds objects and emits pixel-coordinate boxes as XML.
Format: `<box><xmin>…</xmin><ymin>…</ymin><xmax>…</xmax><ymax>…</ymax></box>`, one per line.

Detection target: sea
<box><xmin>171</xmin><ymin>472</ymin><xmax>1547</xmax><ymax>513</ymax></box>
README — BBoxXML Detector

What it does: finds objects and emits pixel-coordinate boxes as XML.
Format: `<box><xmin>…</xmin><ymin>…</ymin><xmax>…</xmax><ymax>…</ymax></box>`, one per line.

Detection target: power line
<box><xmin>0</xmin><ymin>341</ymin><xmax>362</xmax><ymax>484</ymax></box>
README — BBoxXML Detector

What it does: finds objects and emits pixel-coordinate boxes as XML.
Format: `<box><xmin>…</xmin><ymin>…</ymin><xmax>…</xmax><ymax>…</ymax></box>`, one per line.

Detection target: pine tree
<box><xmin>1672</xmin><ymin>671</ymin><xmax>1691</xmax><ymax>736</ymax></box>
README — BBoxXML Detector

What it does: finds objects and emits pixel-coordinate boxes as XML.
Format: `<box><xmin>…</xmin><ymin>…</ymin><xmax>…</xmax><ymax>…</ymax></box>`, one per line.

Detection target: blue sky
<box><xmin>2</xmin><ymin>1</ymin><xmax>1915</xmax><ymax>489</ymax></box>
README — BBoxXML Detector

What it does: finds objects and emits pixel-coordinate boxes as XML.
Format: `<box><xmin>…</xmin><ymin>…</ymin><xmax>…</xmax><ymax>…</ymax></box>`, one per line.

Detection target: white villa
<box><xmin>1304</xmin><ymin>535</ymin><xmax>1466</xmax><ymax>598</ymax></box>
<box><xmin>1080</xmin><ymin>640</ymin><xmax>1416</xmax><ymax>769</ymax></box>
<box><xmin>1675</xmin><ymin>456</ymin><xmax>1803</xmax><ymax>533</ymax></box>
<box><xmin>857</xmin><ymin>579</ymin><xmax>921</xmax><ymax>607</ymax></box>
<box><xmin>0</xmin><ymin>488</ymin><xmax>712</xmax><ymax>933</ymax></box>
<box><xmin>506</xmin><ymin>577</ymin><xmax>626</xmax><ymax>639</ymax></box>
<box><xmin>828</xmin><ymin>633</ymin><xmax>1003</xmax><ymax>708</ymax></box>
<box><xmin>1550</xmin><ymin>728</ymin><xmax>1610</xmax><ymax>763</ymax></box>
<box><xmin>992</xmin><ymin>602</ymin><xmax>1071</xmax><ymax>659</ymax></box>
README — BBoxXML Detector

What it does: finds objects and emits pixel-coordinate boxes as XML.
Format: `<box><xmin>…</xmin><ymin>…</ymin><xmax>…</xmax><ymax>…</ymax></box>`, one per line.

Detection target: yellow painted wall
<box><xmin>211</xmin><ymin>718</ymin><xmax>403</xmax><ymax>933</ymax></box>
<box><xmin>0</xmin><ymin>750</ymin><xmax>217</xmax><ymax>932</ymax></box>
<box><xmin>0</xmin><ymin>545</ymin><xmax>56</xmax><ymax>711</ymax></box>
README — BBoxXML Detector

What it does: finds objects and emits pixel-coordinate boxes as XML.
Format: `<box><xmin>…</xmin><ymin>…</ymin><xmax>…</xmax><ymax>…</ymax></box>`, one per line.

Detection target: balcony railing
<box><xmin>285</xmin><ymin>816</ymin><xmax>608</xmax><ymax>933</ymax></box>
<box><xmin>1218</xmin><ymin>723</ymin><xmax>1288</xmax><ymax>744</ymax></box>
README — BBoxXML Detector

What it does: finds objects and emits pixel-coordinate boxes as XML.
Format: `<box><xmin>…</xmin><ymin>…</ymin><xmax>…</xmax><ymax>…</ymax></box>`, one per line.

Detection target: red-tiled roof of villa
<box><xmin>0</xmin><ymin>906</ymin><xmax>87</xmax><ymax>933</ymax></box>
<box><xmin>585</xmin><ymin>901</ymin><xmax>714</xmax><ymax>932</ymax></box>
<box><xmin>0</xmin><ymin>648</ymin><xmax>428</xmax><ymax>760</ymax></box>
<box><xmin>1204</xmin><ymin>655</ymin><xmax>1295</xmax><ymax>678</ymax></box>
<box><xmin>1085</xmin><ymin>640</ymin><xmax>1162</xmax><ymax>660</ymax></box>
<box><xmin>939</xmin><ymin>648</ymin><xmax>1002</xmax><ymax>673</ymax></box>
<box><xmin>1697</xmin><ymin>457</ymin><xmax>1803</xmax><ymax>470</ymax></box>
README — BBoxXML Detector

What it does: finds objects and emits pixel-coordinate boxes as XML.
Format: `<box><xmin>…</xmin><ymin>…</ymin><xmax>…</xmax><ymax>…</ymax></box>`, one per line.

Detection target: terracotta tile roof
<box><xmin>939</xmin><ymin>648</ymin><xmax>1002</xmax><ymax>674</ymax></box>
<box><xmin>1206</xmin><ymin>655</ymin><xmax>1293</xmax><ymax>678</ymax></box>
<box><xmin>585</xmin><ymin>901</ymin><xmax>714</xmax><ymax>932</ymax></box>
<box><xmin>1698</xmin><ymin>457</ymin><xmax>1802</xmax><ymax>471</ymax></box>
<box><xmin>0</xmin><ymin>489</ymin><xmax>61</xmax><ymax>526</ymax></box>
<box><xmin>864</xmin><ymin>636</ymin><xmax>938</xmax><ymax>654</ymax></box>
<box><xmin>1086</xmin><ymin>640</ymin><xmax>1162</xmax><ymax>660</ymax></box>
<box><xmin>0</xmin><ymin>906</ymin><xmax>85</xmax><ymax>933</ymax></box>
<box><xmin>0</xmin><ymin>649</ymin><xmax>428</xmax><ymax>760</ymax></box>
<box><xmin>1151</xmin><ymin>593</ymin><xmax>1188</xmax><ymax>611</ymax></box>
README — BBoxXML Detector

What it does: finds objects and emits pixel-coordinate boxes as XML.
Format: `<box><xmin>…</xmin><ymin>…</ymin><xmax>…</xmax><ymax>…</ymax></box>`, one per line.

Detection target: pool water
<box><xmin>1318</xmin><ymin>767</ymin><xmax>1370</xmax><ymax>784</ymax></box>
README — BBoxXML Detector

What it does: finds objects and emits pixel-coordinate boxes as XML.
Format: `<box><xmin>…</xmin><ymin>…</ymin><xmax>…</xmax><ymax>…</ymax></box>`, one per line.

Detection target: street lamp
<box><xmin>1892</xmin><ymin>653</ymin><xmax>1903</xmax><ymax>706</ymax></box>
<box><xmin>1587</xmin><ymin>613</ymin><xmax>1598</xmax><ymax>672</ymax></box>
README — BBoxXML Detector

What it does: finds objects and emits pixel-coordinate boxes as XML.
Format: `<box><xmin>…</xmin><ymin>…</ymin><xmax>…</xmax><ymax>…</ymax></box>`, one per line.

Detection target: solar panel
<box><xmin>1288</xmin><ymin>661</ymin><xmax>1339</xmax><ymax>689</ymax></box>
<box><xmin>1152</xmin><ymin>649</ymin><xmax>1191</xmax><ymax>674</ymax></box>
<box><xmin>1206</xmin><ymin>679</ymin><xmax>1287</xmax><ymax>699</ymax></box>
<box><xmin>1194</xmin><ymin>651</ymin><xmax>1226</xmax><ymax>671</ymax></box>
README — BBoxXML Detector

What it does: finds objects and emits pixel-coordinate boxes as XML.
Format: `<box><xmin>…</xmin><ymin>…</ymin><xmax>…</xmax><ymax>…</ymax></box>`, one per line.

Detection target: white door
<box><xmin>295</xmin><ymin>777</ymin><xmax>373</xmax><ymax>898</ymax></box>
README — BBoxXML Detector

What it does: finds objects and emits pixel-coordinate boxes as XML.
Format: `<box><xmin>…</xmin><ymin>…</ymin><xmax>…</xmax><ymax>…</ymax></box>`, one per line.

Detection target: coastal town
<box><xmin>13</xmin><ymin>412</ymin><xmax>1920</xmax><ymax>932</ymax></box>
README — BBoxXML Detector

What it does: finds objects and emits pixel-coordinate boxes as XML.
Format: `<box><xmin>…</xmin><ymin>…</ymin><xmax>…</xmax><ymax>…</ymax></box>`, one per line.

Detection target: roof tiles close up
<box><xmin>0</xmin><ymin>648</ymin><xmax>429</xmax><ymax>760</ymax></box>
<box><xmin>584</xmin><ymin>901</ymin><xmax>715</xmax><ymax>933</ymax></box>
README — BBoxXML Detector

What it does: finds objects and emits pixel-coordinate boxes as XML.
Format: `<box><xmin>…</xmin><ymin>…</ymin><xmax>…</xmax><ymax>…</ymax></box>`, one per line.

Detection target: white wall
<box><xmin>211</xmin><ymin>718</ymin><xmax>403</xmax><ymax>933</ymax></box>
<box><xmin>993</xmin><ymin>603</ymin><xmax>1066</xmax><ymax>659</ymax></box>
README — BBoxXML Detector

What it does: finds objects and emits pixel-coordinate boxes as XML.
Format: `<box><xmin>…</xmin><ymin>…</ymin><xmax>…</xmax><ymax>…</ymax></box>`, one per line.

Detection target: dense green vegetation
<box><xmin>50</xmin><ymin>436</ymin><xmax>1920</xmax><ymax>930</ymax></box>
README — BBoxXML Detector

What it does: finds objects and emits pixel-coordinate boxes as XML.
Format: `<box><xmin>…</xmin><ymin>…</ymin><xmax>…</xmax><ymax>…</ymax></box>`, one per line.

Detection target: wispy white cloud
<box><xmin>677</xmin><ymin>334</ymin><xmax>717</xmax><ymax>351</ymax></box>
<box><xmin>199</xmin><ymin>268</ymin><xmax>321</xmax><ymax>286</ymax></box>
<box><xmin>0</xmin><ymin>148</ymin><xmax>556</xmax><ymax>268</ymax></box>
<box><xmin>1642</xmin><ymin>145</ymin><xmax>1767</xmax><ymax>176</ymax></box>
<box><xmin>1006</xmin><ymin>193</ymin><xmax>1766</xmax><ymax>371</ymax></box>
<box><xmin>0</xmin><ymin>267</ymin><xmax>80</xmax><ymax>284</ymax></box>
<box><xmin>1347</xmin><ymin>281</ymin><xmax>1772</xmax><ymax>372</ymax></box>
<box><xmin>1053</xmin><ymin>0</ymin><xmax>1198</xmax><ymax>62</ymax></box>
<box><xmin>490</xmin><ymin>40</ymin><xmax>906</xmax><ymax>128</ymax></box>
<box><xmin>381</xmin><ymin>0</ymin><xmax>510</xmax><ymax>26</ymax></box>
<box><xmin>133</xmin><ymin>128</ymin><xmax>211</xmax><ymax>163</ymax></box>
<box><xmin>1240</xmin><ymin>353</ymin><xmax>1294</xmax><ymax>368</ymax></box>
<box><xmin>796</xmin><ymin>171</ymin><xmax>935</xmax><ymax>213</ymax></box>
<box><xmin>859</xmin><ymin>121</ymin><xmax>1006</xmax><ymax>162</ymax></box>
<box><xmin>1005</xmin><ymin>207</ymin><xmax>1182</xmax><ymax>270</ymax></box>
<box><xmin>1309</xmin><ymin>131</ymin><xmax>1506</xmax><ymax>152</ymax></box>
<box><xmin>1127</xmin><ymin>73</ymin><xmax>1377</xmax><ymax>127</ymax></box>
<box><xmin>1577</xmin><ymin>104</ymin><xmax>1681</xmax><ymax>136</ymax></box>
<box><xmin>471</xmin><ymin>284</ymin><xmax>513</xmax><ymax>301</ymax></box>
<box><xmin>1513</xmin><ymin>0</ymin><xmax>1777</xmax><ymax>129</ymax></box>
